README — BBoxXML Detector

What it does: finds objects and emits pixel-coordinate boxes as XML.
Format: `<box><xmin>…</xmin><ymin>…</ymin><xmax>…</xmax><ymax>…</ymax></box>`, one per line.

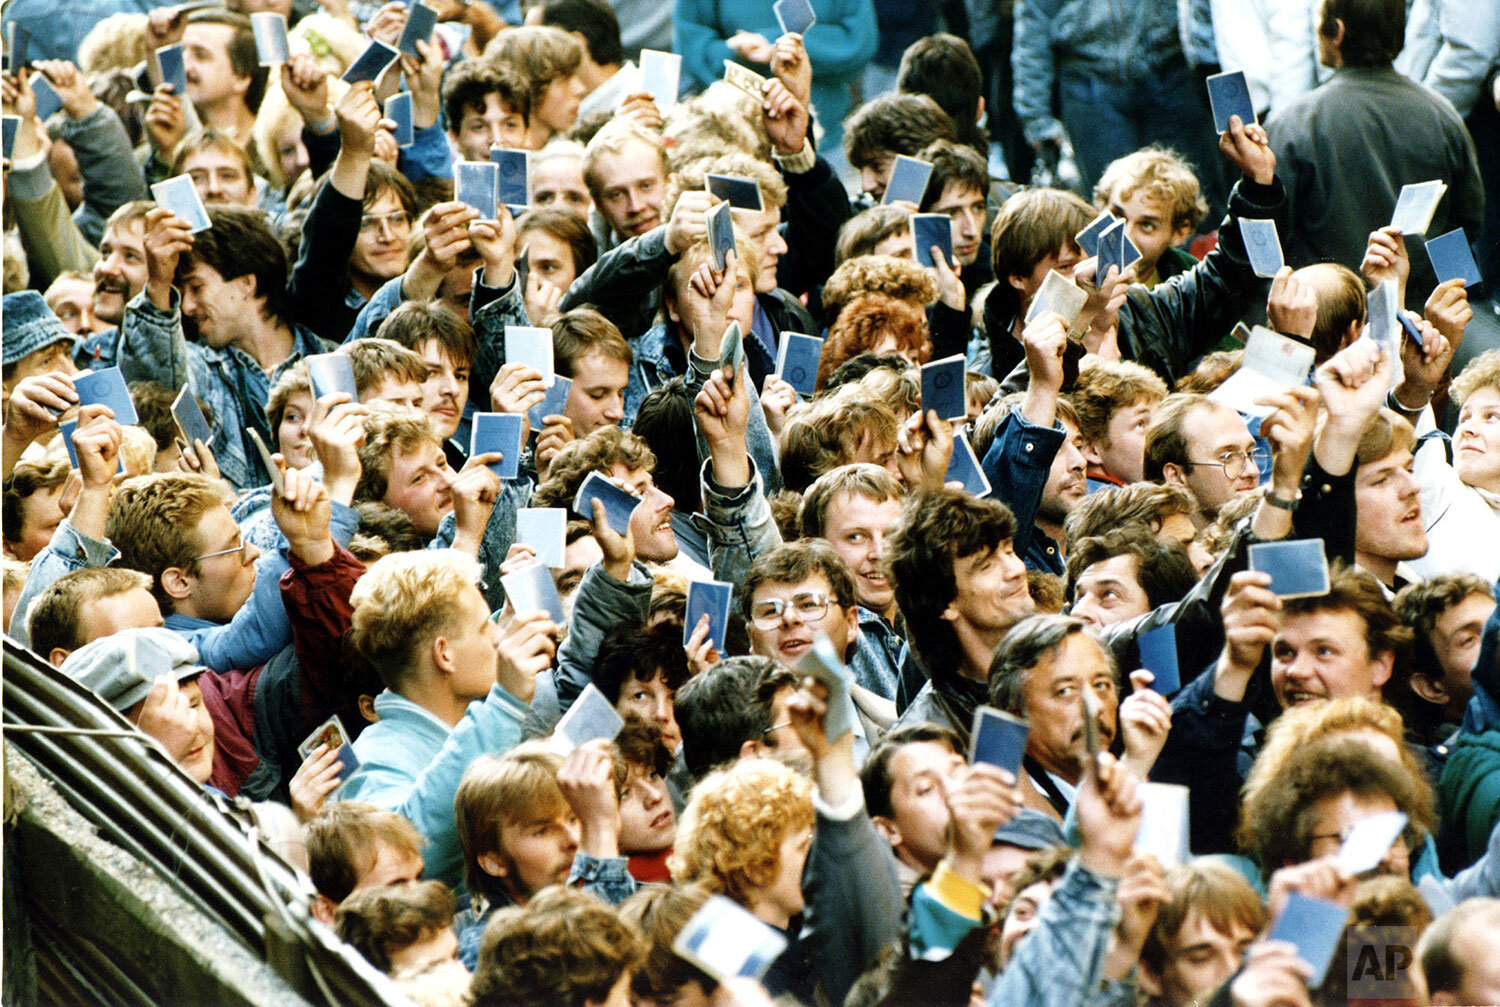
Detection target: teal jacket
<box><xmin>1439</xmin><ymin>730</ymin><xmax>1500</xmax><ymax>867</ymax></box>
<box><xmin>673</xmin><ymin>0</ymin><xmax>876</xmax><ymax>150</ymax></box>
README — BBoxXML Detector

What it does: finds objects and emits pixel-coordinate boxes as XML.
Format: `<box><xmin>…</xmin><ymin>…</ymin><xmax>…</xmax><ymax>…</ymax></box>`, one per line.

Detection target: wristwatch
<box><xmin>1263</xmin><ymin>489</ymin><xmax>1301</xmax><ymax>512</ymax></box>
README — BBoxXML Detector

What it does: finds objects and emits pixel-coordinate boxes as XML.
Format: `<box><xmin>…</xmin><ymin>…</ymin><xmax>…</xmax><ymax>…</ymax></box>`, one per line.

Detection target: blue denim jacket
<box><xmin>118</xmin><ymin>287</ymin><xmax>334</xmax><ymax>490</ymax></box>
<box><xmin>981</xmin><ymin>409</ymin><xmax>1065</xmax><ymax>568</ymax></box>
<box><xmin>850</xmin><ymin>607</ymin><xmax>908</xmax><ymax>702</ymax></box>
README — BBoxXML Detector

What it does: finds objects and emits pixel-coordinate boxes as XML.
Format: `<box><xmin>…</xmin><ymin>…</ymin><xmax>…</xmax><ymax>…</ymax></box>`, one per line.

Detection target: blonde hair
<box><xmin>664</xmin><ymin>150</ymin><xmax>788</xmax><ymax>217</ymax></box>
<box><xmin>779</xmin><ymin>392</ymin><xmax>900</xmax><ymax>493</ymax></box>
<box><xmin>347</xmin><ymin>549</ymin><xmax>482</xmax><ymax>689</ymax></box>
<box><xmin>1452</xmin><ymin>349</ymin><xmax>1500</xmax><ymax>408</ymax></box>
<box><xmin>455</xmin><ymin>745</ymin><xmax>569</xmax><ymax>909</ymax></box>
<box><xmin>355</xmin><ymin>407</ymin><xmax>442</xmax><ymax>504</ymax></box>
<box><xmin>1093</xmin><ymin>147</ymin><xmax>1209</xmax><ymax>233</ymax></box>
<box><xmin>1071</xmin><ymin>357</ymin><xmax>1168</xmax><ymax>447</ymax></box>
<box><xmin>77</xmin><ymin>13</ymin><xmax>150</xmax><ymax>75</ymax></box>
<box><xmin>668</xmin><ymin>758</ymin><xmax>814</xmax><ymax>905</ymax></box>
<box><xmin>105</xmin><ymin>473</ymin><xmax>235</xmax><ymax>609</ymax></box>
<box><xmin>665</xmin><ymin>231</ymin><xmax>761</xmax><ymax>298</ymax></box>
<box><xmin>343</xmin><ymin>338</ymin><xmax>430</xmax><ymax>397</ymax></box>
<box><xmin>582</xmin><ymin>121</ymin><xmax>668</xmax><ymax>204</ymax></box>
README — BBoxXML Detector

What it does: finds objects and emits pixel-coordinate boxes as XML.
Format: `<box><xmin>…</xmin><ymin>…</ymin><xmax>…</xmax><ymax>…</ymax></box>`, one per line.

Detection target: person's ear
<box><xmin>160</xmin><ymin>566</ymin><xmax>194</xmax><ymax>603</ymax></box>
<box><xmin>664</xmin><ymin>288</ymin><xmax>682</xmax><ymax>325</ymax></box>
<box><xmin>2</xmin><ymin>541</ymin><xmax>16</xmax><ymax>560</ymax></box>
<box><xmin>1409</xmin><ymin>671</ymin><xmax>1451</xmax><ymax>706</ymax></box>
<box><xmin>357</xmin><ymin>694</ymin><xmax>380</xmax><ymax>723</ymax></box>
<box><xmin>478</xmin><ymin>850</ymin><xmax>510</xmax><ymax>879</ymax></box>
<box><xmin>1161</xmin><ymin>462</ymin><xmax>1189</xmax><ymax>491</ymax></box>
<box><xmin>1081</xmin><ymin>439</ymin><xmax>1105</xmax><ymax>469</ymax></box>
<box><xmin>431</xmin><ymin>633</ymin><xmax>456</xmax><ymax>677</ymax></box>
<box><xmin>1341</xmin><ymin>319</ymin><xmax>1361</xmax><ymax>351</ymax></box>
<box><xmin>871</xmin><ymin>815</ymin><xmax>902</xmax><ymax>849</ymax></box>
<box><xmin>844</xmin><ymin>605</ymin><xmax>860</xmax><ymax>649</ymax></box>
<box><xmin>1369</xmin><ymin>648</ymin><xmax>1395</xmax><ymax>691</ymax></box>
<box><xmin>311</xmin><ymin>894</ymin><xmax>338</xmax><ymax>925</ymax></box>
<box><xmin>739</xmin><ymin>738</ymin><xmax>764</xmax><ymax>760</ymax></box>
<box><xmin>1330</xmin><ymin>17</ymin><xmax>1346</xmax><ymax>48</ymax></box>
<box><xmin>48</xmin><ymin>647</ymin><xmax>71</xmax><ymax>668</ymax></box>
<box><xmin>1171</xmin><ymin>219</ymin><xmax>1194</xmax><ymax>247</ymax></box>
<box><xmin>1006</xmin><ymin>272</ymin><xmax>1030</xmax><ymax>295</ymax></box>
<box><xmin>940</xmin><ymin>601</ymin><xmax>960</xmax><ymax>623</ymax></box>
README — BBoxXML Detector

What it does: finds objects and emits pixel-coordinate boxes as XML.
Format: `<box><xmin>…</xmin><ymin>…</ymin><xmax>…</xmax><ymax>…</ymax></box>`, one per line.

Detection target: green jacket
<box><xmin>1439</xmin><ymin>730</ymin><xmax>1500</xmax><ymax>866</ymax></box>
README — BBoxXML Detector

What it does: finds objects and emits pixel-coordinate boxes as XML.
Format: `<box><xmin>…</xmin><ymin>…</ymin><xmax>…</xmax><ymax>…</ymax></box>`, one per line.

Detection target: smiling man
<box><xmin>582</xmin><ymin>121</ymin><xmax>668</xmax><ymax>249</ymax></box>
<box><xmin>182</xmin><ymin>10</ymin><xmax>267</xmax><ymax>147</ymax></box>
<box><xmin>742</xmin><ymin>540</ymin><xmax>861</xmax><ymax>668</ymax></box>
<box><xmin>1145</xmin><ymin>394</ymin><xmax>1265</xmax><ymax>528</ymax></box>
<box><xmin>800</xmin><ymin>463</ymin><xmax>914</xmax><ymax>701</ymax></box>
<box><xmin>1272</xmin><ymin>565</ymin><xmax>1410</xmax><ymax>709</ymax></box>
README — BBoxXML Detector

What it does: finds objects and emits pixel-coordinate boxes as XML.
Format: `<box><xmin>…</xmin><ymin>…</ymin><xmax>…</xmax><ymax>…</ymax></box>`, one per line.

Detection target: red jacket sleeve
<box><xmin>279</xmin><ymin>544</ymin><xmax>366</xmax><ymax>735</ymax></box>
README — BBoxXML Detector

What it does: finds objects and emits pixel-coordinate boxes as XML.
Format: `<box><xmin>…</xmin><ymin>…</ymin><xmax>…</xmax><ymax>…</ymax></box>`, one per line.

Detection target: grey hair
<box><xmin>987</xmin><ymin>614</ymin><xmax>1100</xmax><ymax>715</ymax></box>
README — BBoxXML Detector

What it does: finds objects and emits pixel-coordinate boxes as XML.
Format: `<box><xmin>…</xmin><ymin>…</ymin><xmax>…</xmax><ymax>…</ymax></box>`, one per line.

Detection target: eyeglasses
<box><xmin>1182</xmin><ymin>446</ymin><xmax>1268</xmax><ymax>481</ymax></box>
<box><xmin>359</xmin><ymin>210</ymin><xmax>411</xmax><ymax>234</ymax></box>
<box><xmin>749</xmin><ymin>591</ymin><xmax>830</xmax><ymax>630</ymax></box>
<box><xmin>192</xmin><ymin>537</ymin><xmax>250</xmax><ymax>563</ymax></box>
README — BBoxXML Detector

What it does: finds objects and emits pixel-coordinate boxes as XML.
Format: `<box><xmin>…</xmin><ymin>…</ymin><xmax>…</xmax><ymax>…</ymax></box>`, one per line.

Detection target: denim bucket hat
<box><xmin>3</xmin><ymin>290</ymin><xmax>76</xmax><ymax>366</ymax></box>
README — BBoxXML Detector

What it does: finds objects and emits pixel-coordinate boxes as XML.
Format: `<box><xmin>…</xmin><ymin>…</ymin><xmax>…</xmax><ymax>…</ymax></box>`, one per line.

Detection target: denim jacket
<box><xmin>983</xmin><ymin>859</ymin><xmax>1123</xmax><ymax>1006</ymax></box>
<box><xmin>692</xmin><ymin>457</ymin><xmax>783</xmax><ymax>597</ymax></box>
<box><xmin>118</xmin><ymin>287</ymin><xmax>334</xmax><ymax>490</ymax></box>
<box><xmin>469</xmin><ymin>270</ymin><xmax>533</xmax><ymax>419</ymax></box>
<box><xmin>553</xmin><ymin>560</ymin><xmax>655</xmax><ymax>715</ymax></box>
<box><xmin>850</xmin><ymin>607</ymin><xmax>909</xmax><ymax>702</ymax></box>
<box><xmin>429</xmin><ymin>477</ymin><xmax>533</xmax><ymax>612</ymax></box>
<box><xmin>981</xmin><ymin>409</ymin><xmax>1065</xmax><ymax>568</ymax></box>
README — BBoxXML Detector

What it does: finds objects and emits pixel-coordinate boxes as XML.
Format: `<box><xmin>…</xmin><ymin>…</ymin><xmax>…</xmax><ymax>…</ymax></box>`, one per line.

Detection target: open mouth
<box><xmin>650</xmin><ymin>810</ymin><xmax>672</xmax><ymax>830</ymax></box>
<box><xmin>778</xmin><ymin>638</ymin><xmax>812</xmax><ymax>658</ymax></box>
<box><xmin>1283</xmin><ymin>689</ymin><xmax>1322</xmax><ymax>705</ymax></box>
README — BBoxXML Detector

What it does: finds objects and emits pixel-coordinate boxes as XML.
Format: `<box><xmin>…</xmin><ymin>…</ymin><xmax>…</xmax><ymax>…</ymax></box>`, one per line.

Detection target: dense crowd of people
<box><xmin>2</xmin><ymin>0</ymin><xmax>1499</xmax><ymax>1003</ymax></box>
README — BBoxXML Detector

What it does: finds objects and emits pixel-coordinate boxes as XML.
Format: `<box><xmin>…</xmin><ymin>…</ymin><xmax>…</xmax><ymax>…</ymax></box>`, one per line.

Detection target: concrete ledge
<box><xmin>4</xmin><ymin>744</ymin><xmax>315</xmax><ymax>1007</ymax></box>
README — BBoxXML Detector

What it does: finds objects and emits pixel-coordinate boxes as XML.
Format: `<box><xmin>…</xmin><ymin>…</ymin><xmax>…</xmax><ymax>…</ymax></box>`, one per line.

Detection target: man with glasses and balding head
<box><xmin>1144</xmin><ymin>393</ymin><xmax>1268</xmax><ymax>528</ymax></box>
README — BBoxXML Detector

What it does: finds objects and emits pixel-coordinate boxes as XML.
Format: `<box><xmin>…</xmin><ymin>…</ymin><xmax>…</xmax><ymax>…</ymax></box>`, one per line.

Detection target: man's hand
<box><xmin>590</xmin><ymin>494</ymin><xmax>637</xmax><ymax>581</ymax></box>
<box><xmin>1266</xmin><ymin>855</ymin><xmax>1356</xmax><ymax>920</ymax></box>
<box><xmin>495</xmin><ymin>609</ymin><xmax>558</xmax><ymax>704</ymax></box>
<box><xmin>760</xmin><ymin>375</ymin><xmax>797</xmax><ymax>439</ymax></box>
<box><xmin>1360</xmin><ymin>226</ymin><xmax>1409</xmax><ymax>295</ymax></box>
<box><xmin>895</xmin><ymin>409</ymin><xmax>955</xmax><ymax>491</ymax></box>
<box><xmin>307</xmin><ymin>394</ymin><xmax>368</xmax><ymax>505</ymax></box>
<box><xmin>1021</xmin><ymin>309</ymin><xmax>1067</xmax><ymax>428</ymax></box>
<box><xmin>1118</xmin><ymin>670</ymin><xmax>1172</xmax><ymax>778</ymax></box>
<box><xmin>940</xmin><ymin>763</ymin><xmax>1022</xmax><ymax>882</ymax></box>
<box><xmin>769</xmin><ymin>32</ymin><xmax>811</xmax><ymax>107</ymax></box>
<box><xmin>3</xmin><ymin>372</ymin><xmax>75</xmax><ymax>449</ymax></box>
<box><xmin>33</xmin><ymin>61</ymin><xmax>98</xmax><ymax>119</ymax></box>
<box><xmin>1313</xmin><ymin>338</ymin><xmax>1389</xmax><ymax>476</ymax></box>
<box><xmin>449</xmin><ymin>457</ymin><xmax>502</xmax><ymax>556</ymax></box>
<box><xmin>727</xmin><ymin>30</ymin><xmax>774</xmax><ymax>64</ymax></box>
<box><xmin>281</xmin><ymin>55</ymin><xmax>332</xmax><ymax>127</ymax></box>
<box><xmin>335</xmin><ymin>79</ymin><xmax>383</xmax><ymax>159</ymax></box>
<box><xmin>1214</xmin><ymin>571</ymin><xmax>1279</xmax><ymax>702</ymax></box>
<box><xmin>145</xmin><ymin>6</ymin><xmax>187</xmax><ymax>50</ymax></box>
<box><xmin>762</xmin><ymin>78</ymin><xmax>809</xmax><ymax>156</ymax></box>
<box><xmin>1105</xmin><ymin>852</ymin><xmax>1170</xmax><ymax>978</ymax></box>
<box><xmin>524</xmin><ymin>272</ymin><xmax>564</xmax><ymax>326</ymax></box>
<box><xmin>682</xmin><ymin>251</ymin><xmax>738</xmax><ymax>359</ymax></box>
<box><xmin>1072</xmin><ymin>257</ymin><xmax>1133</xmax><ymax>354</ymax></box>
<box><xmin>1266</xmin><ymin>267</ymin><xmax>1317</xmax><ymax>338</ymax></box>
<box><xmin>694</xmin><ymin>364</ymin><xmax>751</xmax><ymax>487</ymax></box>
<box><xmin>1424</xmin><ymin>277</ymin><xmax>1472</xmax><ymax>348</ymax></box>
<box><xmin>403</xmin><ymin>36</ymin><xmax>444</xmax><ymax>129</ymax></box>
<box><xmin>616</xmin><ymin>92</ymin><xmax>664</xmax><ymax>131</ymax></box>
<box><xmin>1229</xmin><ymin>942</ymin><xmax>1313</xmax><ymax>1007</ymax></box>
<box><xmin>1219</xmin><ymin>114</ymin><xmax>1276</xmax><ymax>185</ymax></box>
<box><xmin>144</xmin><ymin>84</ymin><xmax>187</xmax><ymax>158</ymax></box>
<box><xmin>665</xmin><ymin>189</ymin><xmax>713</xmax><ymax>255</ymax></box>
<box><xmin>1075</xmin><ymin>751</ymin><xmax>1143</xmax><ymax>877</ymax></box>
<box><xmin>272</xmin><ymin>457</ymin><xmax>335</xmax><ymax>565</ymax></box>
<box><xmin>289</xmin><ymin>744</ymin><xmax>344</xmax><ymax>823</ymax></box>
<box><xmin>534</xmin><ymin>415</ymin><xmax>574</xmax><ymax>477</ymax></box>
<box><xmin>364</xmin><ymin>1</ymin><xmax>408</xmax><ymax>46</ymax></box>
<box><xmin>71</xmin><ymin>405</ymin><xmax>124</xmax><ymax>490</ymax></box>
<box><xmin>470</xmin><ymin>215</ymin><xmax>518</xmax><ymax>288</ymax></box>
<box><xmin>558</xmin><ymin>738</ymin><xmax>622</xmax><ymax>859</ymax></box>
<box><xmin>785</xmin><ymin>676</ymin><xmax>859</xmax><ymax>805</ymax></box>
<box><xmin>407</xmin><ymin>200</ymin><xmax>478</xmax><ymax>297</ymax></box>
<box><xmin>932</xmin><ymin>248</ymin><xmax>966</xmax><ymax>311</ymax></box>
<box><xmin>134</xmin><ymin>674</ymin><xmax>199</xmax><ymax>763</ymax></box>
<box><xmin>684</xmin><ymin>614</ymin><xmax>722</xmax><ymax>675</ymax></box>
<box><xmin>488</xmin><ymin>362</ymin><xmax>547</xmax><ymax>430</ymax></box>
<box><xmin>1396</xmin><ymin>313</ymin><xmax>1453</xmax><ymax>409</ymax></box>
<box><xmin>1258</xmin><ymin>385</ymin><xmax>1320</xmax><ymax>497</ymax></box>
<box><xmin>142</xmin><ymin>206</ymin><xmax>195</xmax><ymax>310</ymax></box>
